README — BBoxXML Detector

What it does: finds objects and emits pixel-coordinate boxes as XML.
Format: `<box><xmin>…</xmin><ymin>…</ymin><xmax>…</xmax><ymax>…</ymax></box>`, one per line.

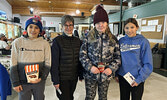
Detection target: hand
<box><xmin>131</xmin><ymin>81</ymin><xmax>138</xmax><ymax>87</ymax></box>
<box><xmin>91</xmin><ymin>66</ymin><xmax>100</xmax><ymax>74</ymax></box>
<box><xmin>13</xmin><ymin>85</ymin><xmax>23</xmax><ymax>92</ymax></box>
<box><xmin>79</xmin><ymin>80</ymin><xmax>83</xmax><ymax>82</ymax></box>
<box><xmin>103</xmin><ymin>68</ymin><xmax>112</xmax><ymax>76</ymax></box>
<box><xmin>115</xmin><ymin>77</ymin><xmax>119</xmax><ymax>83</ymax></box>
<box><xmin>29</xmin><ymin>78</ymin><xmax>41</xmax><ymax>84</ymax></box>
<box><xmin>54</xmin><ymin>84</ymin><xmax>60</xmax><ymax>89</ymax></box>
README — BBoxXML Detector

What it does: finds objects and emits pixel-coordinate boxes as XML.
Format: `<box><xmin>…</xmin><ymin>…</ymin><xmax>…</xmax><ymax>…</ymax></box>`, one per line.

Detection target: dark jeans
<box><xmin>118</xmin><ymin>75</ymin><xmax>144</xmax><ymax>100</ymax></box>
<box><xmin>19</xmin><ymin>81</ymin><xmax>46</xmax><ymax>100</ymax></box>
<box><xmin>56</xmin><ymin>79</ymin><xmax>78</xmax><ymax>100</ymax></box>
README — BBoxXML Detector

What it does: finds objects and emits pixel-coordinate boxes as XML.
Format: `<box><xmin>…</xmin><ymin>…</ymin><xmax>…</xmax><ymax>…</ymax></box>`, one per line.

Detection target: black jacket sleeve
<box><xmin>78</xmin><ymin>61</ymin><xmax>84</xmax><ymax>80</ymax></box>
<box><xmin>50</xmin><ymin>38</ymin><xmax>60</xmax><ymax>85</ymax></box>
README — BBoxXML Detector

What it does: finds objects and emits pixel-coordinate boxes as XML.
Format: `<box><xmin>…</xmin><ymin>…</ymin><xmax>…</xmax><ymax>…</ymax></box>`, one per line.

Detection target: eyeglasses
<box><xmin>64</xmin><ymin>24</ymin><xmax>73</xmax><ymax>28</ymax></box>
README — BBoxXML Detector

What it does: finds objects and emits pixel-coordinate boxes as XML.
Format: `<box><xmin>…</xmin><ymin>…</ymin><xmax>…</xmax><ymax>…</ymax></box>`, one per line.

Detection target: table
<box><xmin>0</xmin><ymin>55</ymin><xmax>11</xmax><ymax>69</ymax></box>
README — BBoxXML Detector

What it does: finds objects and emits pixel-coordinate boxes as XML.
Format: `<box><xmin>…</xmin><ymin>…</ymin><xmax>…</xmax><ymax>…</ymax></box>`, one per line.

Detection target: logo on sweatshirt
<box><xmin>20</xmin><ymin>48</ymin><xmax>42</xmax><ymax>52</ymax></box>
<box><xmin>120</xmin><ymin>43</ymin><xmax>140</xmax><ymax>52</ymax></box>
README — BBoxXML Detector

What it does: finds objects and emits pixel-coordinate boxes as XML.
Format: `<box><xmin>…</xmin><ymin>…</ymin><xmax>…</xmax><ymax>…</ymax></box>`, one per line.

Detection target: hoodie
<box><xmin>118</xmin><ymin>34</ymin><xmax>153</xmax><ymax>84</ymax></box>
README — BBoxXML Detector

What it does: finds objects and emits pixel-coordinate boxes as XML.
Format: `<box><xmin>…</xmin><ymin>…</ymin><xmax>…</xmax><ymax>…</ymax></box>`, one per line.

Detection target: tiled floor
<box><xmin>6</xmin><ymin>72</ymin><xmax>167</xmax><ymax>100</ymax></box>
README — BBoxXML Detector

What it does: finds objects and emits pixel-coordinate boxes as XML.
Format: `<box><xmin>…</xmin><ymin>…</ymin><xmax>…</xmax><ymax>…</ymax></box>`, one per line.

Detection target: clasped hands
<box><xmin>90</xmin><ymin>66</ymin><xmax>112</xmax><ymax>76</ymax></box>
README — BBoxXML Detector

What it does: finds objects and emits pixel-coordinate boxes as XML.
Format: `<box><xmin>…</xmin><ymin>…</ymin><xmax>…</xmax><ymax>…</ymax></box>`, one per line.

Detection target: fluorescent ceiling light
<box><xmin>39</xmin><ymin>12</ymin><xmax>66</xmax><ymax>14</ymax></box>
<box><xmin>76</xmin><ymin>2</ymin><xmax>81</xmax><ymax>4</ymax></box>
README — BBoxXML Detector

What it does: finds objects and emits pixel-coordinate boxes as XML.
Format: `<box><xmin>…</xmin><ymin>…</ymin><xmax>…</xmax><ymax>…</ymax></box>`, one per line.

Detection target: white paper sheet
<box><xmin>141</xmin><ymin>26</ymin><xmax>156</xmax><ymax>32</ymax></box>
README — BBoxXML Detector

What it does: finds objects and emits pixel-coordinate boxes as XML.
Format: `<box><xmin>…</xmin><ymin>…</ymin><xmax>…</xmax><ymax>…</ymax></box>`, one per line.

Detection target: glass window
<box><xmin>0</xmin><ymin>23</ymin><xmax>6</xmax><ymax>35</ymax></box>
<box><xmin>14</xmin><ymin>25</ymin><xmax>18</xmax><ymax>37</ymax></box>
<box><xmin>7</xmin><ymin>24</ymin><xmax>12</xmax><ymax>39</ymax></box>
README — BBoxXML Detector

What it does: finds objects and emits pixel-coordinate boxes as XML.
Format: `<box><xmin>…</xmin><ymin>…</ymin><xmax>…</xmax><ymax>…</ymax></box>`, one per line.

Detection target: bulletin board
<box><xmin>141</xmin><ymin>16</ymin><xmax>164</xmax><ymax>39</ymax></box>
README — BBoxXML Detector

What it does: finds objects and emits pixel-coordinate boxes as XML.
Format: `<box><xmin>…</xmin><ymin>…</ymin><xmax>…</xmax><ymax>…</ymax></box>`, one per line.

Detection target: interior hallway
<box><xmin>6</xmin><ymin>72</ymin><xmax>167</xmax><ymax>100</ymax></box>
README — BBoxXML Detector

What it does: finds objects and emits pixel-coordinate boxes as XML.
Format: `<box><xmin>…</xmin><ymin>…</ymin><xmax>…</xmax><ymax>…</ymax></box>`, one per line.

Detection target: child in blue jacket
<box><xmin>116</xmin><ymin>18</ymin><xmax>153</xmax><ymax>100</ymax></box>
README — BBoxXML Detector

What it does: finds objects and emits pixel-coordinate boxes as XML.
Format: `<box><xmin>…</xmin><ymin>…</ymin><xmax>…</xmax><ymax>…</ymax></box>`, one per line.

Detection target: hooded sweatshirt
<box><xmin>118</xmin><ymin>34</ymin><xmax>153</xmax><ymax>84</ymax></box>
<box><xmin>10</xmin><ymin>37</ymin><xmax>51</xmax><ymax>87</ymax></box>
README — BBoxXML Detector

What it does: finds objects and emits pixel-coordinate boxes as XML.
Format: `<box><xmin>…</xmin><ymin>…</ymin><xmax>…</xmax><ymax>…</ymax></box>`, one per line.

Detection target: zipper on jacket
<box><xmin>100</xmin><ymin>33</ymin><xmax>104</xmax><ymax>82</ymax></box>
<box><xmin>71</xmin><ymin>37</ymin><xmax>75</xmax><ymax>65</ymax></box>
<box><xmin>100</xmin><ymin>33</ymin><xmax>103</xmax><ymax>62</ymax></box>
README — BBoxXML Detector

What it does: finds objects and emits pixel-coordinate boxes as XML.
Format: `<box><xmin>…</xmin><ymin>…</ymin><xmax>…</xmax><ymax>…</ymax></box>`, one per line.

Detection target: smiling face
<box><xmin>95</xmin><ymin>21</ymin><xmax>108</xmax><ymax>34</ymax></box>
<box><xmin>124</xmin><ymin>22</ymin><xmax>138</xmax><ymax>37</ymax></box>
<box><xmin>27</xmin><ymin>24</ymin><xmax>40</xmax><ymax>39</ymax></box>
<box><xmin>62</xmin><ymin>21</ymin><xmax>74</xmax><ymax>35</ymax></box>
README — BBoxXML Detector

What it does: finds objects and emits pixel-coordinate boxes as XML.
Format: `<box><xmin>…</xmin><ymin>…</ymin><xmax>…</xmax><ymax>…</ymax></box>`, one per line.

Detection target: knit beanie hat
<box><xmin>25</xmin><ymin>15</ymin><xmax>43</xmax><ymax>32</ymax></box>
<box><xmin>93</xmin><ymin>5</ymin><xmax>109</xmax><ymax>25</ymax></box>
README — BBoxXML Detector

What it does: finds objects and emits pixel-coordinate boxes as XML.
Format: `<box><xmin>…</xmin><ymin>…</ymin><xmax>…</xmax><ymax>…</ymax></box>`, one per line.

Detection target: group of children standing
<box><xmin>9</xmin><ymin>4</ymin><xmax>153</xmax><ymax>100</ymax></box>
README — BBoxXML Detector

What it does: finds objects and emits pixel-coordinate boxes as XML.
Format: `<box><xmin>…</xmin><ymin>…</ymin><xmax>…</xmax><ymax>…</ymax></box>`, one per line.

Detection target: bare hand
<box><xmin>13</xmin><ymin>85</ymin><xmax>23</xmax><ymax>92</ymax></box>
<box><xmin>54</xmin><ymin>84</ymin><xmax>60</xmax><ymax>90</ymax></box>
<box><xmin>103</xmin><ymin>68</ymin><xmax>112</xmax><ymax>76</ymax></box>
<box><xmin>29</xmin><ymin>78</ymin><xmax>41</xmax><ymax>84</ymax></box>
<box><xmin>131</xmin><ymin>81</ymin><xmax>138</xmax><ymax>87</ymax></box>
<box><xmin>91</xmin><ymin>66</ymin><xmax>100</xmax><ymax>74</ymax></box>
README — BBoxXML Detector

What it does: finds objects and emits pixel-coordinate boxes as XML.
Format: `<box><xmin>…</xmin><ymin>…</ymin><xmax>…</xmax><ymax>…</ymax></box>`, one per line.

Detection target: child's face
<box><xmin>95</xmin><ymin>21</ymin><xmax>108</xmax><ymax>34</ymax></box>
<box><xmin>124</xmin><ymin>22</ymin><xmax>138</xmax><ymax>37</ymax></box>
<box><xmin>27</xmin><ymin>24</ymin><xmax>40</xmax><ymax>39</ymax></box>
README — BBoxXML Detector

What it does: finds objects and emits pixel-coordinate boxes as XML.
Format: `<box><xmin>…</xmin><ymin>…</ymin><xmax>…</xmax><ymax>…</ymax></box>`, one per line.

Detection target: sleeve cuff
<box><xmin>12</xmin><ymin>81</ymin><xmax>21</xmax><ymax>87</ymax></box>
<box><xmin>135</xmin><ymin>78</ymin><xmax>142</xmax><ymax>84</ymax></box>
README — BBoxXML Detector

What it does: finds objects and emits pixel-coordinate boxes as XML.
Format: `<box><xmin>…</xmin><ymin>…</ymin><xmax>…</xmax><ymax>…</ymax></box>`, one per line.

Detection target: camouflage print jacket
<box><xmin>79</xmin><ymin>28</ymin><xmax>121</xmax><ymax>82</ymax></box>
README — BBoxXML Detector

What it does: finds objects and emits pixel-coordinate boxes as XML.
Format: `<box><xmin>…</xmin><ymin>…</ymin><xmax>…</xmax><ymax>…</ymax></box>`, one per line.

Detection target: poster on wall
<box><xmin>0</xmin><ymin>10</ymin><xmax>7</xmax><ymax>20</ymax></box>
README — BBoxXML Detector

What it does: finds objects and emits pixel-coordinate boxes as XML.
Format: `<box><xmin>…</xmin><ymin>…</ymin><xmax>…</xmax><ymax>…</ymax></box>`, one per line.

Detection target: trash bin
<box><xmin>152</xmin><ymin>54</ymin><xmax>162</xmax><ymax>68</ymax></box>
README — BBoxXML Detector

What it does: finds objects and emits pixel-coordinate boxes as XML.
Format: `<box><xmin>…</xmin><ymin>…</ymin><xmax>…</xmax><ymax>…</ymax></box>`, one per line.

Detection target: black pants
<box><xmin>56</xmin><ymin>80</ymin><xmax>78</xmax><ymax>100</ymax></box>
<box><xmin>118</xmin><ymin>75</ymin><xmax>144</xmax><ymax>100</ymax></box>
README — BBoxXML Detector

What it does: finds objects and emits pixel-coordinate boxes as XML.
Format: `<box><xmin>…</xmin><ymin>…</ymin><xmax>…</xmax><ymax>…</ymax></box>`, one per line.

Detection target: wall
<box><xmin>109</xmin><ymin>0</ymin><xmax>167</xmax><ymax>23</ymax></box>
<box><xmin>0</xmin><ymin>0</ymin><xmax>12</xmax><ymax>20</ymax></box>
<box><xmin>21</xmin><ymin>16</ymin><xmax>90</xmax><ymax>32</ymax></box>
<box><xmin>108</xmin><ymin>0</ymin><xmax>167</xmax><ymax>44</ymax></box>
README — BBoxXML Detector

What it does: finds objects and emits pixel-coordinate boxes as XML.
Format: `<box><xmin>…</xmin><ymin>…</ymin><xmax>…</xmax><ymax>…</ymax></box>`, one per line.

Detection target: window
<box><xmin>0</xmin><ymin>23</ymin><xmax>6</xmax><ymax>35</ymax></box>
<box><xmin>7</xmin><ymin>24</ymin><xmax>12</xmax><ymax>39</ymax></box>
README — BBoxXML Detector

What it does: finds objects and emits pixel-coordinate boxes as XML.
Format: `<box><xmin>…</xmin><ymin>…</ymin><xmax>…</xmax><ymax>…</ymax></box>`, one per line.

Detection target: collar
<box><xmin>63</xmin><ymin>32</ymin><xmax>73</xmax><ymax>37</ymax></box>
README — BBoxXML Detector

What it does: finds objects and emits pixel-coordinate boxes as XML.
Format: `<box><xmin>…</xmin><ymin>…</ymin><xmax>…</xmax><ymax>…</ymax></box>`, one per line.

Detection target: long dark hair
<box><xmin>124</xmin><ymin>18</ymin><xmax>139</xmax><ymax>28</ymax></box>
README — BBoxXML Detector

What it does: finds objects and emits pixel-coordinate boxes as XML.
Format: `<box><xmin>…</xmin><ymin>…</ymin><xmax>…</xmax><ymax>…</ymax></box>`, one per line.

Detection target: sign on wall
<box><xmin>0</xmin><ymin>10</ymin><xmax>7</xmax><ymax>20</ymax></box>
